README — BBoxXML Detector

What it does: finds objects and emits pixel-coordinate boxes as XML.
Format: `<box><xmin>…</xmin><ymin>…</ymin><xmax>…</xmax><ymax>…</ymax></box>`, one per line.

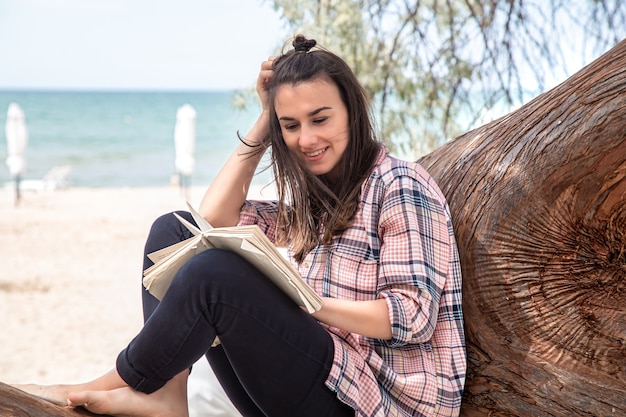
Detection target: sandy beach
<box><xmin>0</xmin><ymin>183</ymin><xmax>276</xmax><ymax>387</ymax></box>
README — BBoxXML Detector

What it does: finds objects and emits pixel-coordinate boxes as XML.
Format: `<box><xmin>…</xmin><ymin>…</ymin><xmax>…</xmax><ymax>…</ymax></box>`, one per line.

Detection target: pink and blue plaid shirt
<box><xmin>239</xmin><ymin>146</ymin><xmax>466</xmax><ymax>416</ymax></box>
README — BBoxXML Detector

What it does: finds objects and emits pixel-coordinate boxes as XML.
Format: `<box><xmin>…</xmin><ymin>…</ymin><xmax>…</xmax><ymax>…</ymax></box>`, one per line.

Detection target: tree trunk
<box><xmin>418</xmin><ymin>39</ymin><xmax>626</xmax><ymax>416</ymax></box>
<box><xmin>2</xmin><ymin>42</ymin><xmax>624</xmax><ymax>417</ymax></box>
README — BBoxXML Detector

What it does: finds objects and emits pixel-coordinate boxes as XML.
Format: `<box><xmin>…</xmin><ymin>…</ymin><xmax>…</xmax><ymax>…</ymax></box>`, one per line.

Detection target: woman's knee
<box><xmin>148</xmin><ymin>211</ymin><xmax>191</xmax><ymax>237</ymax></box>
<box><xmin>178</xmin><ymin>249</ymin><xmax>251</xmax><ymax>285</ymax></box>
<box><xmin>174</xmin><ymin>249</ymin><xmax>268</xmax><ymax>303</ymax></box>
<box><xmin>145</xmin><ymin>211</ymin><xmax>195</xmax><ymax>253</ymax></box>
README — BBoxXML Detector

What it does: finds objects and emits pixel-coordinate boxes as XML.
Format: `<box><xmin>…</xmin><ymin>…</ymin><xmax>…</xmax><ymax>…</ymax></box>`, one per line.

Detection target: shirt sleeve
<box><xmin>238</xmin><ymin>200</ymin><xmax>280</xmax><ymax>243</ymax></box>
<box><xmin>377</xmin><ymin>174</ymin><xmax>452</xmax><ymax>346</ymax></box>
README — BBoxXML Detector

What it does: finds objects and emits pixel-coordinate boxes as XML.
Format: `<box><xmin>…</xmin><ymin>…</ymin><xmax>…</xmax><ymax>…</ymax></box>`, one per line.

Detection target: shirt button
<box><xmin>304</xmin><ymin>262</ymin><xmax>310</xmax><ymax>268</ymax></box>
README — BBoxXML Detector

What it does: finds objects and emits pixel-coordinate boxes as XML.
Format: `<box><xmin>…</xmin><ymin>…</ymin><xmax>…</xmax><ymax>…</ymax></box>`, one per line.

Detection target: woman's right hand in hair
<box><xmin>256</xmin><ymin>57</ymin><xmax>276</xmax><ymax>111</ymax></box>
<box><xmin>197</xmin><ymin>57</ymin><xmax>277</xmax><ymax>226</ymax></box>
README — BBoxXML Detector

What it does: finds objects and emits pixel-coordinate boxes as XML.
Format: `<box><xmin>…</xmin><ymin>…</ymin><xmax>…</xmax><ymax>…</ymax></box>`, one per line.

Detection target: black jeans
<box><xmin>116</xmin><ymin>211</ymin><xmax>354</xmax><ymax>417</ymax></box>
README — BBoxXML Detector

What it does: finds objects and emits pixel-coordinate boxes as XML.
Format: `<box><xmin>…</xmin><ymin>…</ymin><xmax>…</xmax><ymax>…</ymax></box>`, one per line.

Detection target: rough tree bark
<box><xmin>0</xmin><ymin>381</ymin><xmax>102</xmax><ymax>416</ymax></box>
<box><xmin>418</xmin><ymin>40</ymin><xmax>626</xmax><ymax>416</ymax></box>
<box><xmin>1</xmin><ymin>41</ymin><xmax>624</xmax><ymax>417</ymax></box>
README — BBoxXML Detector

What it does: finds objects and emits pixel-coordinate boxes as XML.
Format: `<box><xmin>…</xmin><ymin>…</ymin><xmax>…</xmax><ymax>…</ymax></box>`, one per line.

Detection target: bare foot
<box><xmin>68</xmin><ymin>373</ymin><xmax>189</xmax><ymax>417</ymax></box>
<box><xmin>12</xmin><ymin>369</ymin><xmax>123</xmax><ymax>405</ymax></box>
<box><xmin>12</xmin><ymin>383</ymin><xmax>77</xmax><ymax>405</ymax></box>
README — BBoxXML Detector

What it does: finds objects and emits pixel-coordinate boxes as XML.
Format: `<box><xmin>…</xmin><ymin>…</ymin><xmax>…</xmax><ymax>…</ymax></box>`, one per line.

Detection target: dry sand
<box><xmin>0</xmin><ymin>183</ymin><xmax>276</xmax><ymax>386</ymax></box>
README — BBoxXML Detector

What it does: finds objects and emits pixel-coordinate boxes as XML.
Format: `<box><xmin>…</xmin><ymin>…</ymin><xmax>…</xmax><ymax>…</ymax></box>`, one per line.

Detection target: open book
<box><xmin>142</xmin><ymin>203</ymin><xmax>322</xmax><ymax>313</ymax></box>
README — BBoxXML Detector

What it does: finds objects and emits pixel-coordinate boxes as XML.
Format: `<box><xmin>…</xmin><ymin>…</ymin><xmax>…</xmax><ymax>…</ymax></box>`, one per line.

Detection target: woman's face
<box><xmin>274</xmin><ymin>77</ymin><xmax>349</xmax><ymax>183</ymax></box>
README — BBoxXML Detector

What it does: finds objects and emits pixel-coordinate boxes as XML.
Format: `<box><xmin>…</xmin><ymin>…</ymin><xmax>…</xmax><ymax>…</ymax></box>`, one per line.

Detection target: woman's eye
<box><xmin>283</xmin><ymin>124</ymin><xmax>298</xmax><ymax>131</ymax></box>
<box><xmin>313</xmin><ymin>117</ymin><xmax>327</xmax><ymax>124</ymax></box>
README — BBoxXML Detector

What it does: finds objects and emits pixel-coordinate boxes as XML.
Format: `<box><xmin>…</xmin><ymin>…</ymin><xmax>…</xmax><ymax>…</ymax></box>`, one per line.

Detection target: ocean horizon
<box><xmin>0</xmin><ymin>89</ymin><xmax>273</xmax><ymax>189</ymax></box>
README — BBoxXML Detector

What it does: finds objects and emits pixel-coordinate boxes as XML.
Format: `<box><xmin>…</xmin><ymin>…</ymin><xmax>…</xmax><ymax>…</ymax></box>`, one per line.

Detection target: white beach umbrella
<box><xmin>5</xmin><ymin>103</ymin><xmax>29</xmax><ymax>204</ymax></box>
<box><xmin>174</xmin><ymin>104</ymin><xmax>196</xmax><ymax>199</ymax></box>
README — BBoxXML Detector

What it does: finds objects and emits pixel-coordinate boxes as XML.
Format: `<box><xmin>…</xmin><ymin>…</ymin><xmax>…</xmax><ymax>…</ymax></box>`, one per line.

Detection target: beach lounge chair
<box><xmin>4</xmin><ymin>165</ymin><xmax>72</xmax><ymax>192</ymax></box>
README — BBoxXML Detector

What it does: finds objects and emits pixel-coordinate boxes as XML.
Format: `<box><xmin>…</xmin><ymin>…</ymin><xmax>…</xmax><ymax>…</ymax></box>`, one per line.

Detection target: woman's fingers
<box><xmin>257</xmin><ymin>56</ymin><xmax>277</xmax><ymax>108</ymax></box>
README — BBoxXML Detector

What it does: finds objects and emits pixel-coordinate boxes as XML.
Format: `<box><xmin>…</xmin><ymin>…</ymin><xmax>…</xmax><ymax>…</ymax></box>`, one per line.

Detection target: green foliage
<box><xmin>258</xmin><ymin>0</ymin><xmax>625</xmax><ymax>157</ymax></box>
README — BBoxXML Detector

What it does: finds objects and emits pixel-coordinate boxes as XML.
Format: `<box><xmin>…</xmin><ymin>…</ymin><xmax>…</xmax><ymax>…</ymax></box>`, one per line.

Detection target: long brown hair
<box><xmin>264</xmin><ymin>35</ymin><xmax>380</xmax><ymax>263</ymax></box>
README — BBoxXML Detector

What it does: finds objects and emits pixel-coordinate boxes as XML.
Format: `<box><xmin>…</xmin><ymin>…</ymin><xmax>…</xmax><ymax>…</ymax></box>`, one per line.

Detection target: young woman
<box><xmin>19</xmin><ymin>35</ymin><xmax>466</xmax><ymax>417</ymax></box>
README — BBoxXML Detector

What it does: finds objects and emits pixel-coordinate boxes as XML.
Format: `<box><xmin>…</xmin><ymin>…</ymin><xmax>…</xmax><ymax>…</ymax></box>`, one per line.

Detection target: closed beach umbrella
<box><xmin>174</xmin><ymin>104</ymin><xmax>196</xmax><ymax>199</ymax></box>
<box><xmin>5</xmin><ymin>103</ymin><xmax>28</xmax><ymax>204</ymax></box>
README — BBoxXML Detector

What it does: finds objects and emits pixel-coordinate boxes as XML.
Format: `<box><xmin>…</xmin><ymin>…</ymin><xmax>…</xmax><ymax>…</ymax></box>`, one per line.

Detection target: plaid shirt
<box><xmin>239</xmin><ymin>147</ymin><xmax>466</xmax><ymax>416</ymax></box>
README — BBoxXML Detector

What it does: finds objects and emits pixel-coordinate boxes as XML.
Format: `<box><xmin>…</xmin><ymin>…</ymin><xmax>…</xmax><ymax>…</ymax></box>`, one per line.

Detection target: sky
<box><xmin>0</xmin><ymin>0</ymin><xmax>288</xmax><ymax>91</ymax></box>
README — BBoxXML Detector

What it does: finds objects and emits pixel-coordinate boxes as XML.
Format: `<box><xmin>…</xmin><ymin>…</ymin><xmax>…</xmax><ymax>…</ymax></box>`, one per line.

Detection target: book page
<box><xmin>206</xmin><ymin>226</ymin><xmax>322</xmax><ymax>313</ymax></box>
<box><xmin>186</xmin><ymin>201</ymin><xmax>213</xmax><ymax>231</ymax></box>
<box><xmin>143</xmin><ymin>204</ymin><xmax>322</xmax><ymax>312</ymax></box>
<box><xmin>147</xmin><ymin>238</ymin><xmax>193</xmax><ymax>264</ymax></box>
<box><xmin>208</xmin><ymin>233</ymin><xmax>307</xmax><ymax>306</ymax></box>
<box><xmin>146</xmin><ymin>211</ymin><xmax>203</xmax><ymax>264</ymax></box>
<box><xmin>173</xmin><ymin>212</ymin><xmax>202</xmax><ymax>236</ymax></box>
<box><xmin>143</xmin><ymin>235</ymin><xmax>214</xmax><ymax>300</ymax></box>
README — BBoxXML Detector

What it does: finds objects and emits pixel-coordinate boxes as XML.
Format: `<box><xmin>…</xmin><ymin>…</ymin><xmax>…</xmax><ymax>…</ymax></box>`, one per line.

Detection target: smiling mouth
<box><xmin>305</xmin><ymin>147</ymin><xmax>328</xmax><ymax>157</ymax></box>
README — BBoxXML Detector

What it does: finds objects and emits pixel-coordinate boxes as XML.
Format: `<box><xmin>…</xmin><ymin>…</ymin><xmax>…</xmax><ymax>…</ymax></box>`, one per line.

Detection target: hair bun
<box><xmin>293</xmin><ymin>35</ymin><xmax>317</xmax><ymax>53</ymax></box>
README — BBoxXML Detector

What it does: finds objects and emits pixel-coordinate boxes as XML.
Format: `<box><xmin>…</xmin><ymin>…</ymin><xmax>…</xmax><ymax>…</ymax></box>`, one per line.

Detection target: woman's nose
<box><xmin>298</xmin><ymin>124</ymin><xmax>318</xmax><ymax>148</ymax></box>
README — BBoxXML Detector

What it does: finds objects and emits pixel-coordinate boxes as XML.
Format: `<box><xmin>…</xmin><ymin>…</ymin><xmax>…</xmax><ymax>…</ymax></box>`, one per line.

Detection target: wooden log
<box><xmin>0</xmin><ymin>381</ymin><xmax>104</xmax><ymax>416</ymax></box>
<box><xmin>418</xmin><ymin>39</ymin><xmax>626</xmax><ymax>415</ymax></box>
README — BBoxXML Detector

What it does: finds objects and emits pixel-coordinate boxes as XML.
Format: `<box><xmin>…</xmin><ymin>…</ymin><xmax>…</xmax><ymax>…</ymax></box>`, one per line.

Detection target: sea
<box><xmin>0</xmin><ymin>90</ymin><xmax>272</xmax><ymax>188</ymax></box>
